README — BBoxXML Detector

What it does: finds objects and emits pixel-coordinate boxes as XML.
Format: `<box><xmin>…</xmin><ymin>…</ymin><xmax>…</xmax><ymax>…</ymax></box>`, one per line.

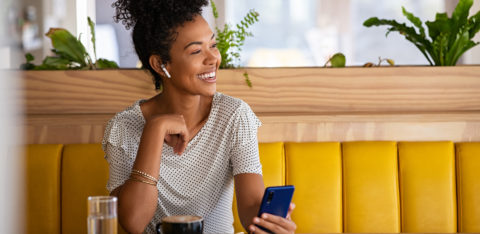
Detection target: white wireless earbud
<box><xmin>161</xmin><ymin>64</ymin><xmax>171</xmax><ymax>79</ymax></box>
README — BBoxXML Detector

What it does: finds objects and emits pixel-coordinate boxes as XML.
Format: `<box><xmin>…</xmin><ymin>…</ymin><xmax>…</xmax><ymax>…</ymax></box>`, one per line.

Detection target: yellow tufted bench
<box><xmin>25</xmin><ymin>142</ymin><xmax>480</xmax><ymax>233</ymax></box>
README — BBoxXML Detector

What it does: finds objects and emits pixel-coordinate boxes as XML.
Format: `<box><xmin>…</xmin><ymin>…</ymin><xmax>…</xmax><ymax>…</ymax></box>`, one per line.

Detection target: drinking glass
<box><xmin>87</xmin><ymin>196</ymin><xmax>118</xmax><ymax>234</ymax></box>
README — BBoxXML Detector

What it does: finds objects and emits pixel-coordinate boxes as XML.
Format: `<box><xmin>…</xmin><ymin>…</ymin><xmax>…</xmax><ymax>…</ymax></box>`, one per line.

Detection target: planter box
<box><xmin>14</xmin><ymin>66</ymin><xmax>480</xmax><ymax>143</ymax></box>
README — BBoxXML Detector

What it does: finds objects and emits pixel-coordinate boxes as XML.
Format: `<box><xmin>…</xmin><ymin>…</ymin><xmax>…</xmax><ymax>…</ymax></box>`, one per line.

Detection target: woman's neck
<box><xmin>153</xmin><ymin>89</ymin><xmax>213</xmax><ymax>131</ymax></box>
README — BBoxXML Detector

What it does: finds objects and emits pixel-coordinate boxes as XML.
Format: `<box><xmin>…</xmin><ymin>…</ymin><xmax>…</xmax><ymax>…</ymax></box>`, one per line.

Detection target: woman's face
<box><xmin>164</xmin><ymin>15</ymin><xmax>221</xmax><ymax>97</ymax></box>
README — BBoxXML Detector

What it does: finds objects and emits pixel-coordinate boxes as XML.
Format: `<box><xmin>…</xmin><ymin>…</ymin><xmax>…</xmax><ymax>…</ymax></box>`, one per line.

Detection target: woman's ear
<box><xmin>149</xmin><ymin>55</ymin><xmax>171</xmax><ymax>78</ymax></box>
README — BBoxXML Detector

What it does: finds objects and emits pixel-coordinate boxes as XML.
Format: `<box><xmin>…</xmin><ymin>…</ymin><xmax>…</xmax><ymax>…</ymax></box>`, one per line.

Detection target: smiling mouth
<box><xmin>197</xmin><ymin>71</ymin><xmax>216</xmax><ymax>81</ymax></box>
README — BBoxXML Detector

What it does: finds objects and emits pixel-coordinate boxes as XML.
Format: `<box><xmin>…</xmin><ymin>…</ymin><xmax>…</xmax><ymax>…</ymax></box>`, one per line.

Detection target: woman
<box><xmin>103</xmin><ymin>0</ymin><xmax>297</xmax><ymax>233</ymax></box>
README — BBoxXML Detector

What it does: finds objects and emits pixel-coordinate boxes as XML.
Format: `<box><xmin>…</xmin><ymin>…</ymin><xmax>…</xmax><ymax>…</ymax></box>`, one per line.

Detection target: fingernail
<box><xmin>249</xmin><ymin>225</ymin><xmax>255</xmax><ymax>232</ymax></box>
<box><xmin>253</xmin><ymin>217</ymin><xmax>260</xmax><ymax>223</ymax></box>
<box><xmin>262</xmin><ymin>213</ymin><xmax>268</xmax><ymax>219</ymax></box>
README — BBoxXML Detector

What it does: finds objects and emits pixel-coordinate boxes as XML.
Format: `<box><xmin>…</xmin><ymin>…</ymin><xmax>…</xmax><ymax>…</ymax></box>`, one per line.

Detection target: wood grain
<box><xmin>217</xmin><ymin>66</ymin><xmax>480</xmax><ymax>114</ymax></box>
<box><xmin>20</xmin><ymin>70</ymin><xmax>156</xmax><ymax>114</ymax></box>
<box><xmin>15</xmin><ymin>66</ymin><xmax>480</xmax><ymax>144</ymax></box>
<box><xmin>23</xmin><ymin>113</ymin><xmax>480</xmax><ymax>144</ymax></box>
<box><xmin>18</xmin><ymin>66</ymin><xmax>480</xmax><ymax>115</ymax></box>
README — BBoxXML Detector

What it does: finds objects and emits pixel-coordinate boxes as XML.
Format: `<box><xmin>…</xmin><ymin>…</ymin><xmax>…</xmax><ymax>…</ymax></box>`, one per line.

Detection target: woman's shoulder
<box><xmin>109</xmin><ymin>100</ymin><xmax>145</xmax><ymax>126</ymax></box>
<box><xmin>214</xmin><ymin>92</ymin><xmax>252</xmax><ymax>114</ymax></box>
<box><xmin>102</xmin><ymin>100</ymin><xmax>145</xmax><ymax>147</ymax></box>
<box><xmin>213</xmin><ymin>92</ymin><xmax>260</xmax><ymax>128</ymax></box>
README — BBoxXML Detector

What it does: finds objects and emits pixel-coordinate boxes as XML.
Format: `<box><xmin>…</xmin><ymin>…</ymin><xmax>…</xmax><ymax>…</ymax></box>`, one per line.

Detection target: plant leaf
<box><xmin>210</xmin><ymin>0</ymin><xmax>219</xmax><ymax>19</ymax></box>
<box><xmin>330</xmin><ymin>53</ymin><xmax>346</xmax><ymax>67</ymax></box>
<box><xmin>452</xmin><ymin>0</ymin><xmax>472</xmax><ymax>27</ymax></box>
<box><xmin>431</xmin><ymin>33</ymin><xmax>449</xmax><ymax>65</ymax></box>
<box><xmin>446</xmin><ymin>0</ymin><xmax>472</xmax><ymax>49</ymax></box>
<box><xmin>468</xmin><ymin>10</ymin><xmax>480</xmax><ymax>38</ymax></box>
<box><xmin>454</xmin><ymin>40</ymin><xmax>479</xmax><ymax>64</ymax></box>
<box><xmin>88</xmin><ymin>17</ymin><xmax>97</xmax><ymax>61</ymax></box>
<box><xmin>30</xmin><ymin>56</ymin><xmax>73</xmax><ymax>70</ymax></box>
<box><xmin>363</xmin><ymin>17</ymin><xmax>382</xmax><ymax>27</ymax></box>
<box><xmin>41</xmin><ymin>56</ymin><xmax>71</xmax><ymax>69</ymax></box>
<box><xmin>25</xmin><ymin>53</ymin><xmax>34</xmax><ymax>62</ymax></box>
<box><xmin>445</xmin><ymin>29</ymin><xmax>470</xmax><ymax>65</ymax></box>
<box><xmin>402</xmin><ymin>6</ymin><xmax>425</xmax><ymax>37</ymax></box>
<box><xmin>45</xmin><ymin>28</ymin><xmax>88</xmax><ymax>66</ymax></box>
<box><xmin>20</xmin><ymin>53</ymin><xmax>36</xmax><ymax>70</ymax></box>
<box><xmin>425</xmin><ymin>13</ymin><xmax>450</xmax><ymax>40</ymax></box>
<box><xmin>386</xmin><ymin>59</ymin><xmax>395</xmax><ymax>66</ymax></box>
<box><xmin>95</xmin><ymin>58</ymin><xmax>119</xmax><ymax>69</ymax></box>
<box><xmin>243</xmin><ymin>72</ymin><xmax>252</xmax><ymax>88</ymax></box>
<box><xmin>216</xmin><ymin>8</ymin><xmax>259</xmax><ymax>68</ymax></box>
<box><xmin>364</xmin><ymin>17</ymin><xmax>433</xmax><ymax>65</ymax></box>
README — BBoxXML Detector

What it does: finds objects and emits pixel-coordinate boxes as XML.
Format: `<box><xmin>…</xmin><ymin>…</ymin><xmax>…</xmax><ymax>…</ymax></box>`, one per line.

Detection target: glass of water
<box><xmin>87</xmin><ymin>196</ymin><xmax>118</xmax><ymax>234</ymax></box>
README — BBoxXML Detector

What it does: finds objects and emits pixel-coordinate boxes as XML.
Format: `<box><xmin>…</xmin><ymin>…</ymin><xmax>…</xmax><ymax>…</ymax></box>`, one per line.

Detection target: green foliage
<box><xmin>46</xmin><ymin>28</ymin><xmax>89</xmax><ymax>68</ymax></box>
<box><xmin>363</xmin><ymin>0</ymin><xmax>480</xmax><ymax>66</ymax></box>
<box><xmin>211</xmin><ymin>0</ymin><xmax>259</xmax><ymax>68</ymax></box>
<box><xmin>20</xmin><ymin>53</ymin><xmax>35</xmax><ymax>70</ymax></box>
<box><xmin>21</xmin><ymin>17</ymin><xmax>118</xmax><ymax>70</ymax></box>
<box><xmin>96</xmin><ymin>58</ymin><xmax>119</xmax><ymax>69</ymax></box>
<box><xmin>324</xmin><ymin>53</ymin><xmax>346</xmax><ymax>67</ymax></box>
<box><xmin>88</xmin><ymin>17</ymin><xmax>97</xmax><ymax>61</ymax></box>
<box><xmin>243</xmin><ymin>72</ymin><xmax>252</xmax><ymax>88</ymax></box>
<box><xmin>363</xmin><ymin>57</ymin><xmax>395</xmax><ymax>67</ymax></box>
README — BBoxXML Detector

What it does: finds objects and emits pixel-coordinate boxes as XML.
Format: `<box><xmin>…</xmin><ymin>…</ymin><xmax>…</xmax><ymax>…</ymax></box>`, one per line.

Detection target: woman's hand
<box><xmin>148</xmin><ymin>114</ymin><xmax>189</xmax><ymax>155</ymax></box>
<box><xmin>249</xmin><ymin>203</ymin><xmax>297</xmax><ymax>234</ymax></box>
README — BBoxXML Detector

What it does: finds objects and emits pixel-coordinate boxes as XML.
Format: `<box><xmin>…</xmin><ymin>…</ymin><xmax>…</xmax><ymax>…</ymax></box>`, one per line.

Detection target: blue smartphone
<box><xmin>256</xmin><ymin>185</ymin><xmax>295</xmax><ymax>233</ymax></box>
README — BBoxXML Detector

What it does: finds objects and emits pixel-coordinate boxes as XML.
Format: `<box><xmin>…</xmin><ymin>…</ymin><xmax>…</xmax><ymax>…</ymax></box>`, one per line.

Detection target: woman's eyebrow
<box><xmin>184</xmin><ymin>34</ymin><xmax>215</xmax><ymax>50</ymax></box>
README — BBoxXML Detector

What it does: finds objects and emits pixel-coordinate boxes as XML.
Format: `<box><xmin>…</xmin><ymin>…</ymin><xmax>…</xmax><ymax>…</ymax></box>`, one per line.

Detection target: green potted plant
<box><xmin>210</xmin><ymin>0</ymin><xmax>258</xmax><ymax>87</ymax></box>
<box><xmin>363</xmin><ymin>0</ymin><xmax>480</xmax><ymax>66</ymax></box>
<box><xmin>21</xmin><ymin>17</ymin><xmax>118</xmax><ymax>70</ymax></box>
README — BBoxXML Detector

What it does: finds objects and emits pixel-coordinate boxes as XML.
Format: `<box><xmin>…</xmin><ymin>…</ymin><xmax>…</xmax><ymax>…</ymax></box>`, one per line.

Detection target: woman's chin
<box><xmin>204</xmin><ymin>87</ymin><xmax>216</xmax><ymax>97</ymax></box>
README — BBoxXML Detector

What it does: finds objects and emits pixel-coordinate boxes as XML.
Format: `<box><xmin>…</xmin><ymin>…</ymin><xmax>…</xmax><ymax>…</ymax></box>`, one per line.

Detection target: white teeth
<box><xmin>198</xmin><ymin>72</ymin><xmax>216</xmax><ymax>80</ymax></box>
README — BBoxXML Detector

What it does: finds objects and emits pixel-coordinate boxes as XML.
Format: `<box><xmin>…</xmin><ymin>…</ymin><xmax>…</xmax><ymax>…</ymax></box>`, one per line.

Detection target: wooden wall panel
<box><xmin>217</xmin><ymin>67</ymin><xmax>480</xmax><ymax>114</ymax></box>
<box><xmin>258</xmin><ymin>114</ymin><xmax>480</xmax><ymax>142</ymax></box>
<box><xmin>21</xmin><ymin>70</ymin><xmax>156</xmax><ymax>114</ymax></box>
<box><xmin>22</xmin><ymin>113</ymin><xmax>480</xmax><ymax>144</ymax></box>
<box><xmin>18</xmin><ymin>66</ymin><xmax>480</xmax><ymax>115</ymax></box>
<box><xmin>15</xmin><ymin>66</ymin><xmax>480</xmax><ymax>144</ymax></box>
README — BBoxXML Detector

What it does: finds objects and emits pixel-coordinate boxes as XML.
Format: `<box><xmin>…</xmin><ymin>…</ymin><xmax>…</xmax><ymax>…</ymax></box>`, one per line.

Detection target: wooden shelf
<box><xmin>14</xmin><ymin>66</ymin><xmax>480</xmax><ymax>143</ymax></box>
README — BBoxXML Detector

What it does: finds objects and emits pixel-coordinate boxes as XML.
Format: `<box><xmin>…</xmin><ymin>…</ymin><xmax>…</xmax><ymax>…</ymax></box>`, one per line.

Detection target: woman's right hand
<box><xmin>148</xmin><ymin>114</ymin><xmax>189</xmax><ymax>155</ymax></box>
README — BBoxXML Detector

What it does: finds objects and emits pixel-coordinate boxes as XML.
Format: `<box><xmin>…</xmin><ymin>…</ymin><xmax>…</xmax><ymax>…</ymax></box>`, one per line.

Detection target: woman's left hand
<box><xmin>249</xmin><ymin>203</ymin><xmax>297</xmax><ymax>234</ymax></box>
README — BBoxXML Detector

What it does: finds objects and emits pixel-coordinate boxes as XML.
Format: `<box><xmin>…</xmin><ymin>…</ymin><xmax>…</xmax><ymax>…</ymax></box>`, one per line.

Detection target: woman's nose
<box><xmin>204</xmin><ymin>49</ymin><xmax>219</xmax><ymax>65</ymax></box>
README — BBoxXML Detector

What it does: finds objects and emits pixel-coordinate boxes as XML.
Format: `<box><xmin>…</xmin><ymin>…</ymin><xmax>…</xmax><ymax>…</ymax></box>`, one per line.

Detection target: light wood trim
<box><xmin>17</xmin><ymin>66</ymin><xmax>480</xmax><ymax>115</ymax></box>
<box><xmin>20</xmin><ymin>70</ymin><xmax>156</xmax><ymax>114</ymax></box>
<box><xmin>23</xmin><ymin>112</ymin><xmax>480</xmax><ymax>144</ymax></box>
<box><xmin>218</xmin><ymin>66</ymin><xmax>480</xmax><ymax>114</ymax></box>
<box><xmin>15</xmin><ymin>66</ymin><xmax>480</xmax><ymax>143</ymax></box>
<box><xmin>258</xmin><ymin>114</ymin><xmax>480</xmax><ymax>142</ymax></box>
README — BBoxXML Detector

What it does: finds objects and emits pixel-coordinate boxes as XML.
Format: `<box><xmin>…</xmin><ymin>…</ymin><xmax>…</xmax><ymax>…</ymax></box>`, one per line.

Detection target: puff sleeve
<box><xmin>102</xmin><ymin>114</ymin><xmax>143</xmax><ymax>192</ymax></box>
<box><xmin>229</xmin><ymin>101</ymin><xmax>263</xmax><ymax>176</ymax></box>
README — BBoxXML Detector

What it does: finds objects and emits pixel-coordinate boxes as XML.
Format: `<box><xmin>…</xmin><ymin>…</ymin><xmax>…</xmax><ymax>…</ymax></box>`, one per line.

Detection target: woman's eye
<box><xmin>191</xmin><ymin>50</ymin><xmax>201</xmax><ymax>55</ymax></box>
<box><xmin>211</xmin><ymin>43</ymin><xmax>217</xmax><ymax>48</ymax></box>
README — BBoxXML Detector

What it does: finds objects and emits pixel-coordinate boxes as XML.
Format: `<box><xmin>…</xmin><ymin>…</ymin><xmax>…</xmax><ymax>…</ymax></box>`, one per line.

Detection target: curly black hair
<box><xmin>113</xmin><ymin>0</ymin><xmax>208</xmax><ymax>90</ymax></box>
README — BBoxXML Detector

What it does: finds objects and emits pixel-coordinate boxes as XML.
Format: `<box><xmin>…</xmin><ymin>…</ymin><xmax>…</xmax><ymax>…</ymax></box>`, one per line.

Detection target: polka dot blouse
<box><xmin>102</xmin><ymin>92</ymin><xmax>263</xmax><ymax>233</ymax></box>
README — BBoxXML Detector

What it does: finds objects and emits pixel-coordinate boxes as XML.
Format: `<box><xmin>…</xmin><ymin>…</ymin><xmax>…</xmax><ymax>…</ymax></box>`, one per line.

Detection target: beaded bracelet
<box><xmin>128</xmin><ymin>176</ymin><xmax>157</xmax><ymax>186</ymax></box>
<box><xmin>131</xmin><ymin>169</ymin><xmax>159</xmax><ymax>183</ymax></box>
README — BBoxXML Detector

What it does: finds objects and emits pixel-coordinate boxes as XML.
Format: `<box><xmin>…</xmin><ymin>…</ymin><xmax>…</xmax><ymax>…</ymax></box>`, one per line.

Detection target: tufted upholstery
<box><xmin>61</xmin><ymin>144</ymin><xmax>115</xmax><ymax>234</ymax></box>
<box><xmin>285</xmin><ymin>142</ymin><xmax>342</xmax><ymax>233</ymax></box>
<box><xmin>455</xmin><ymin>142</ymin><xmax>480</xmax><ymax>233</ymax></box>
<box><xmin>398</xmin><ymin>142</ymin><xmax>456</xmax><ymax>233</ymax></box>
<box><xmin>24</xmin><ymin>141</ymin><xmax>480</xmax><ymax>233</ymax></box>
<box><xmin>342</xmin><ymin>141</ymin><xmax>400</xmax><ymax>233</ymax></box>
<box><xmin>25</xmin><ymin>144</ymin><xmax>63</xmax><ymax>234</ymax></box>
